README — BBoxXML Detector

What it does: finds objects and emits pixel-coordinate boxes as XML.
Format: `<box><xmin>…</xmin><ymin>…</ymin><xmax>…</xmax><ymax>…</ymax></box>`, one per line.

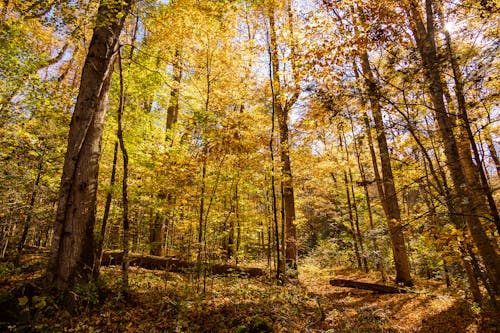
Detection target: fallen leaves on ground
<box><xmin>1</xmin><ymin>258</ymin><xmax>498</xmax><ymax>332</ymax></box>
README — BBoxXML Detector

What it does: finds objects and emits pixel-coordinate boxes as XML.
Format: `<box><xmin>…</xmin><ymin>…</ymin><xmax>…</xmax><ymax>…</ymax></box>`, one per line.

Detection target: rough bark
<box><xmin>46</xmin><ymin>0</ymin><xmax>133</xmax><ymax>291</ymax></box>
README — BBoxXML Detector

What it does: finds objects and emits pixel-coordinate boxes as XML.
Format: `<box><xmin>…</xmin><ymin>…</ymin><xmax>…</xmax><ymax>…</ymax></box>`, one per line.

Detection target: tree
<box><xmin>404</xmin><ymin>0</ymin><xmax>500</xmax><ymax>292</ymax></box>
<box><xmin>46</xmin><ymin>0</ymin><xmax>134</xmax><ymax>291</ymax></box>
<box><xmin>267</xmin><ymin>0</ymin><xmax>301</xmax><ymax>274</ymax></box>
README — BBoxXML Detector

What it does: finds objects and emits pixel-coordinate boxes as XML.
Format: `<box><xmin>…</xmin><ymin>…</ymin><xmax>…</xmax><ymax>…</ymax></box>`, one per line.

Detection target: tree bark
<box><xmin>344</xmin><ymin>171</ymin><xmax>362</xmax><ymax>269</ymax></box>
<box><xmin>267</xmin><ymin>31</ymin><xmax>283</xmax><ymax>282</ymax></box>
<box><xmin>166</xmin><ymin>48</ymin><xmax>182</xmax><ymax>137</ymax></box>
<box><xmin>117</xmin><ymin>49</ymin><xmax>130</xmax><ymax>296</ymax></box>
<box><xmin>46</xmin><ymin>0</ymin><xmax>133</xmax><ymax>291</ymax></box>
<box><xmin>269</xmin><ymin>4</ymin><xmax>298</xmax><ymax>273</ymax></box>
<box><xmin>330</xmin><ymin>279</ymin><xmax>408</xmax><ymax>293</ymax></box>
<box><xmin>485</xmin><ymin>134</ymin><xmax>500</xmax><ymax>179</ymax></box>
<box><xmin>359</xmin><ymin>50</ymin><xmax>413</xmax><ymax>286</ymax></box>
<box><xmin>406</xmin><ymin>0</ymin><xmax>500</xmax><ymax>291</ymax></box>
<box><xmin>95</xmin><ymin>141</ymin><xmax>118</xmax><ymax>269</ymax></box>
<box><xmin>440</xmin><ymin>14</ymin><xmax>500</xmax><ymax>234</ymax></box>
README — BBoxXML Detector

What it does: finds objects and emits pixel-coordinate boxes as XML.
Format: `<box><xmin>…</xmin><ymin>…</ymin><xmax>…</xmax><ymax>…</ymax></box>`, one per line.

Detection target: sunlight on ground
<box><xmin>1</xmin><ymin>259</ymin><xmax>497</xmax><ymax>332</ymax></box>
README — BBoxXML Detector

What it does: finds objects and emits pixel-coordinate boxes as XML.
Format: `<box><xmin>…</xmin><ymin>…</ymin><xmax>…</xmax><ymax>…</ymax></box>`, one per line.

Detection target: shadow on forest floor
<box><xmin>1</xmin><ymin>257</ymin><xmax>499</xmax><ymax>332</ymax></box>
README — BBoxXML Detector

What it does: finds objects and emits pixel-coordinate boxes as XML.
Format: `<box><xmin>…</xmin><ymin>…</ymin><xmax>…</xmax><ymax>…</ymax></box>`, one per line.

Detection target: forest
<box><xmin>0</xmin><ymin>0</ymin><xmax>499</xmax><ymax>331</ymax></box>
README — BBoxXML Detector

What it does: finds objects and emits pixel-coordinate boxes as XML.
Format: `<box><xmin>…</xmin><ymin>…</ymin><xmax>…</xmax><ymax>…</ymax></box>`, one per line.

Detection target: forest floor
<box><xmin>1</xmin><ymin>254</ymin><xmax>499</xmax><ymax>332</ymax></box>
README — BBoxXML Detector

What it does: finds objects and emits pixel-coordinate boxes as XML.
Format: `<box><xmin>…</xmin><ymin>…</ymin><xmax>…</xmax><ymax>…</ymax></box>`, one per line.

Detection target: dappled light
<box><xmin>1</xmin><ymin>0</ymin><xmax>499</xmax><ymax>331</ymax></box>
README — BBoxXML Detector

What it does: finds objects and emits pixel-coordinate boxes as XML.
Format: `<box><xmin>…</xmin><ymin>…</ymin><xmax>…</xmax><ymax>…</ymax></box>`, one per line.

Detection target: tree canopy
<box><xmin>0</xmin><ymin>0</ymin><xmax>499</xmax><ymax>330</ymax></box>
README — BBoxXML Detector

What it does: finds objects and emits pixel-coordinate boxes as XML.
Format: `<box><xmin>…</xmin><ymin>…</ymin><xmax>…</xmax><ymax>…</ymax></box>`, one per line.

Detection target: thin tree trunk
<box><xmin>485</xmin><ymin>134</ymin><xmax>500</xmax><ymax>179</ymax></box>
<box><xmin>95</xmin><ymin>141</ymin><xmax>118</xmax><ymax>269</ymax></box>
<box><xmin>117</xmin><ymin>50</ymin><xmax>130</xmax><ymax>296</ymax></box>
<box><xmin>344</xmin><ymin>171</ymin><xmax>362</xmax><ymax>269</ymax></box>
<box><xmin>235</xmin><ymin>183</ymin><xmax>241</xmax><ymax>266</ymax></box>
<box><xmin>269</xmin><ymin>5</ymin><xmax>298</xmax><ymax>273</ymax></box>
<box><xmin>197</xmin><ymin>148</ymin><xmax>207</xmax><ymax>280</ymax></box>
<box><xmin>267</xmin><ymin>22</ymin><xmax>283</xmax><ymax>284</ymax></box>
<box><xmin>350</xmin><ymin>170</ymin><xmax>368</xmax><ymax>272</ymax></box>
<box><xmin>15</xmin><ymin>157</ymin><xmax>43</xmax><ymax>266</ymax></box>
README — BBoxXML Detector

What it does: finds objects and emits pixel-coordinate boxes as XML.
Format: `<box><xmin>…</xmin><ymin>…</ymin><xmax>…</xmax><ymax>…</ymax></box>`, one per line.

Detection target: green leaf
<box><xmin>18</xmin><ymin>296</ymin><xmax>29</xmax><ymax>307</ymax></box>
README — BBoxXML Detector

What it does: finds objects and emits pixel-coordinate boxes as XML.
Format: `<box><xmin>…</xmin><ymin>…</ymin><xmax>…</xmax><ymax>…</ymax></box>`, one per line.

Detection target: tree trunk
<box><xmin>46</xmin><ymin>0</ymin><xmax>132</xmax><ymax>291</ymax></box>
<box><xmin>117</xmin><ymin>49</ymin><xmax>130</xmax><ymax>296</ymax></box>
<box><xmin>269</xmin><ymin>5</ymin><xmax>297</xmax><ymax>273</ymax></box>
<box><xmin>166</xmin><ymin>48</ymin><xmax>182</xmax><ymax>138</ymax></box>
<box><xmin>15</xmin><ymin>157</ymin><xmax>43</xmax><ymax>265</ymax></box>
<box><xmin>359</xmin><ymin>50</ymin><xmax>413</xmax><ymax>286</ymax></box>
<box><xmin>344</xmin><ymin>171</ymin><xmax>362</xmax><ymax>269</ymax></box>
<box><xmin>100</xmin><ymin>251</ymin><xmax>264</xmax><ymax>277</ymax></box>
<box><xmin>440</xmin><ymin>15</ymin><xmax>500</xmax><ymax>234</ymax></box>
<box><xmin>406</xmin><ymin>0</ymin><xmax>500</xmax><ymax>292</ymax></box>
<box><xmin>95</xmin><ymin>141</ymin><xmax>118</xmax><ymax>268</ymax></box>
<box><xmin>330</xmin><ymin>279</ymin><xmax>408</xmax><ymax>293</ymax></box>
<box><xmin>350</xmin><ymin>170</ymin><xmax>369</xmax><ymax>272</ymax></box>
<box><xmin>485</xmin><ymin>134</ymin><xmax>500</xmax><ymax>179</ymax></box>
<box><xmin>149</xmin><ymin>48</ymin><xmax>183</xmax><ymax>257</ymax></box>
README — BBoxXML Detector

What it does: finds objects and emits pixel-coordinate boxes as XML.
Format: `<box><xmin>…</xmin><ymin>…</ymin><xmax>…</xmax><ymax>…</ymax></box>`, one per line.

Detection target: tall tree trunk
<box><xmin>46</xmin><ymin>0</ymin><xmax>132</xmax><ymax>291</ymax></box>
<box><xmin>359</xmin><ymin>50</ymin><xmax>413</xmax><ymax>286</ymax></box>
<box><xmin>269</xmin><ymin>4</ymin><xmax>298</xmax><ymax>273</ymax></box>
<box><xmin>267</xmin><ymin>14</ymin><xmax>284</xmax><ymax>283</ymax></box>
<box><xmin>406</xmin><ymin>0</ymin><xmax>500</xmax><ymax>291</ymax></box>
<box><xmin>439</xmin><ymin>10</ymin><xmax>500</xmax><ymax>234</ymax></box>
<box><xmin>117</xmin><ymin>50</ymin><xmax>130</xmax><ymax>296</ymax></box>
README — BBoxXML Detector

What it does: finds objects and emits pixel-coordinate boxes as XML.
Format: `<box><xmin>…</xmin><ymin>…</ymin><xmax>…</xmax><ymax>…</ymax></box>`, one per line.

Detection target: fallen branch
<box><xmin>329</xmin><ymin>279</ymin><xmax>408</xmax><ymax>294</ymax></box>
<box><xmin>100</xmin><ymin>251</ymin><xmax>264</xmax><ymax>277</ymax></box>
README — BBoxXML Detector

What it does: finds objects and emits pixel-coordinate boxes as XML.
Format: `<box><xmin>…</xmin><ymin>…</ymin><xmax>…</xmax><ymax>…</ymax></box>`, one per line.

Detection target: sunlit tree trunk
<box><xmin>268</xmin><ymin>2</ymin><xmax>298</xmax><ymax>274</ymax></box>
<box><xmin>437</xmin><ymin>6</ymin><xmax>500</xmax><ymax>234</ymax></box>
<box><xmin>46</xmin><ymin>0</ymin><xmax>133</xmax><ymax>291</ymax></box>
<box><xmin>485</xmin><ymin>134</ymin><xmax>500</xmax><ymax>179</ymax></box>
<box><xmin>406</xmin><ymin>0</ymin><xmax>500</xmax><ymax>292</ymax></box>
<box><xmin>358</xmin><ymin>50</ymin><xmax>413</xmax><ymax>286</ymax></box>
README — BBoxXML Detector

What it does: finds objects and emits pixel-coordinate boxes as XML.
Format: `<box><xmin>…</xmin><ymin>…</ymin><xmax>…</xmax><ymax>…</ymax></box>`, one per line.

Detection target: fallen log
<box><xmin>329</xmin><ymin>279</ymin><xmax>408</xmax><ymax>294</ymax></box>
<box><xmin>100</xmin><ymin>251</ymin><xmax>264</xmax><ymax>278</ymax></box>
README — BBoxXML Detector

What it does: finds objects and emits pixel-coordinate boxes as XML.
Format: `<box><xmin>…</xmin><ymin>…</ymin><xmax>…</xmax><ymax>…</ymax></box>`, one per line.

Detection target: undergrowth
<box><xmin>0</xmin><ymin>256</ymin><xmax>498</xmax><ymax>332</ymax></box>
